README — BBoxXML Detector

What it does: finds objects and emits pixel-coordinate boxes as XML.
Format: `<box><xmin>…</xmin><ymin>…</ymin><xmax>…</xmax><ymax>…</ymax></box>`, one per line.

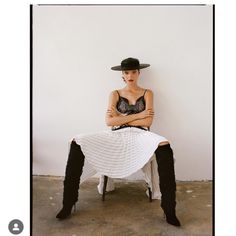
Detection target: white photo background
<box><xmin>33</xmin><ymin>5</ymin><xmax>213</xmax><ymax>180</ymax></box>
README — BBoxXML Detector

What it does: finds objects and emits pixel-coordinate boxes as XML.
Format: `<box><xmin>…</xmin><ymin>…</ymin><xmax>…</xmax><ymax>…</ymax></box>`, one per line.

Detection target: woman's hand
<box><xmin>138</xmin><ymin>109</ymin><xmax>155</xmax><ymax>119</ymax></box>
<box><xmin>106</xmin><ymin>106</ymin><xmax>119</xmax><ymax>117</ymax></box>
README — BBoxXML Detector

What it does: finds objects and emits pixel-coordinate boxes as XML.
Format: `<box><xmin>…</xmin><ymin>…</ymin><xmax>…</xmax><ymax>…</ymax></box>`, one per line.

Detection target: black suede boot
<box><xmin>56</xmin><ymin>140</ymin><xmax>85</xmax><ymax>220</ymax></box>
<box><xmin>155</xmin><ymin>144</ymin><xmax>181</xmax><ymax>227</ymax></box>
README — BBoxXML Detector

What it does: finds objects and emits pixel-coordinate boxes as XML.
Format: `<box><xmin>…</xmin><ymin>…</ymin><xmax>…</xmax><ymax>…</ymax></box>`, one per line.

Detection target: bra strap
<box><xmin>143</xmin><ymin>89</ymin><xmax>147</xmax><ymax>96</ymax></box>
<box><xmin>116</xmin><ymin>90</ymin><xmax>120</xmax><ymax>97</ymax></box>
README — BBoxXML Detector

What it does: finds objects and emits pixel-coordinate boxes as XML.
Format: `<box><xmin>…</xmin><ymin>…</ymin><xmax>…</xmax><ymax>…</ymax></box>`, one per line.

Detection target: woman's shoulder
<box><xmin>110</xmin><ymin>88</ymin><xmax>124</xmax><ymax>97</ymax></box>
<box><xmin>144</xmin><ymin>88</ymin><xmax>153</xmax><ymax>92</ymax></box>
<box><xmin>144</xmin><ymin>88</ymin><xmax>153</xmax><ymax>95</ymax></box>
<box><xmin>110</xmin><ymin>89</ymin><xmax>120</xmax><ymax>95</ymax></box>
<box><xmin>108</xmin><ymin>90</ymin><xmax>120</xmax><ymax>100</ymax></box>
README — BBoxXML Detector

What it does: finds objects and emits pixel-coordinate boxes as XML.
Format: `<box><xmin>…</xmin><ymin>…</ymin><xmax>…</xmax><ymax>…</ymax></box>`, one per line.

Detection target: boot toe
<box><xmin>56</xmin><ymin>206</ymin><xmax>73</xmax><ymax>220</ymax></box>
<box><xmin>166</xmin><ymin>215</ymin><xmax>181</xmax><ymax>227</ymax></box>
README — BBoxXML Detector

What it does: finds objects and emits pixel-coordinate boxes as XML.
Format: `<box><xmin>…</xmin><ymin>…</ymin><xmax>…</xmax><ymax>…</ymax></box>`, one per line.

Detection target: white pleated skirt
<box><xmin>71</xmin><ymin>127</ymin><xmax>169</xmax><ymax>199</ymax></box>
<box><xmin>73</xmin><ymin>127</ymin><xmax>168</xmax><ymax>179</ymax></box>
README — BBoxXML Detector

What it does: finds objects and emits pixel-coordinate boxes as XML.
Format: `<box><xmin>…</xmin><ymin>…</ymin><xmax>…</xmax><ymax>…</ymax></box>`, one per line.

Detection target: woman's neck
<box><xmin>124</xmin><ymin>84</ymin><xmax>140</xmax><ymax>92</ymax></box>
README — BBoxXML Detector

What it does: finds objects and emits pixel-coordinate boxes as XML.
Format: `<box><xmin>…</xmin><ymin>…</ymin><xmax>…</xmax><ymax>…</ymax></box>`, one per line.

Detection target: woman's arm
<box><xmin>126</xmin><ymin>117</ymin><xmax>153</xmax><ymax>127</ymax></box>
<box><xmin>127</xmin><ymin>89</ymin><xmax>154</xmax><ymax>127</ymax></box>
<box><xmin>105</xmin><ymin>91</ymin><xmax>146</xmax><ymax>127</ymax></box>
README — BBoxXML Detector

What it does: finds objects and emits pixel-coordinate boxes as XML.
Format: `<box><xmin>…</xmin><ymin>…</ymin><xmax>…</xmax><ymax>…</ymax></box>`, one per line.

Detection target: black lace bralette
<box><xmin>116</xmin><ymin>90</ymin><xmax>147</xmax><ymax>115</ymax></box>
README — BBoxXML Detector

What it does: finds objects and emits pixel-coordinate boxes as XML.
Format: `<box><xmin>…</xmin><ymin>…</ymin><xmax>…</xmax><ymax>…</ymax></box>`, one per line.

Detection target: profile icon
<box><xmin>8</xmin><ymin>219</ymin><xmax>24</xmax><ymax>234</ymax></box>
<box><xmin>12</xmin><ymin>223</ymin><xmax>20</xmax><ymax>231</ymax></box>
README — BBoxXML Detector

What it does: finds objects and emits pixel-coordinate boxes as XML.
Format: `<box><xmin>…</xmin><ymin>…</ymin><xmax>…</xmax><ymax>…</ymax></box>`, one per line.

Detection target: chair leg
<box><xmin>148</xmin><ymin>187</ymin><xmax>152</xmax><ymax>202</ymax></box>
<box><xmin>102</xmin><ymin>175</ymin><xmax>108</xmax><ymax>201</ymax></box>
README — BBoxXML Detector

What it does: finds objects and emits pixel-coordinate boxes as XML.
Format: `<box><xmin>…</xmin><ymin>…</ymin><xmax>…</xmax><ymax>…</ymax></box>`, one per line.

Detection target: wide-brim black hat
<box><xmin>111</xmin><ymin>57</ymin><xmax>150</xmax><ymax>71</ymax></box>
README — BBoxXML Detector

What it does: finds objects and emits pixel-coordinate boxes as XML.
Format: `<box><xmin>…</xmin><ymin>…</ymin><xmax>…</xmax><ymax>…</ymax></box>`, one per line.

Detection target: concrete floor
<box><xmin>33</xmin><ymin>176</ymin><xmax>212</xmax><ymax>236</ymax></box>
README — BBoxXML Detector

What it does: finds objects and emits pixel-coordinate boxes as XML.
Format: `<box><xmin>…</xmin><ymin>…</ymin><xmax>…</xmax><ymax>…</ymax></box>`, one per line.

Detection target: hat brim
<box><xmin>111</xmin><ymin>64</ymin><xmax>150</xmax><ymax>71</ymax></box>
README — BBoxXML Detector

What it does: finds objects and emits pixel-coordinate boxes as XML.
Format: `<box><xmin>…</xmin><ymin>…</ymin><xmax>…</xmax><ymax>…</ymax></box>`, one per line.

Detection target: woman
<box><xmin>56</xmin><ymin>57</ymin><xmax>181</xmax><ymax>227</ymax></box>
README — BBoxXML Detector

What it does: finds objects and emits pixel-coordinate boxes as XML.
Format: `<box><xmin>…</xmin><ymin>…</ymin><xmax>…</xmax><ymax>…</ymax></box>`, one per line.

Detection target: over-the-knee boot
<box><xmin>155</xmin><ymin>144</ymin><xmax>181</xmax><ymax>226</ymax></box>
<box><xmin>56</xmin><ymin>140</ymin><xmax>85</xmax><ymax>219</ymax></box>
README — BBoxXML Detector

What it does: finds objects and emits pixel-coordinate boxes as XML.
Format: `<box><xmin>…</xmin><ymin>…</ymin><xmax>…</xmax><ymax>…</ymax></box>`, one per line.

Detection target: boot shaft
<box><xmin>155</xmin><ymin>144</ymin><xmax>176</xmax><ymax>211</ymax></box>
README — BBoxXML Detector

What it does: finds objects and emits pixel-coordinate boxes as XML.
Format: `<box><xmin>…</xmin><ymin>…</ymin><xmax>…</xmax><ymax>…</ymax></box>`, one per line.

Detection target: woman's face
<box><xmin>122</xmin><ymin>69</ymin><xmax>140</xmax><ymax>84</ymax></box>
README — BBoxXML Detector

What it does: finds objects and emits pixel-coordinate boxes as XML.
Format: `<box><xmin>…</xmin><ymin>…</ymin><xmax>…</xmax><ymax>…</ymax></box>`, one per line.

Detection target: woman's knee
<box><xmin>158</xmin><ymin>141</ymin><xmax>169</xmax><ymax>146</ymax></box>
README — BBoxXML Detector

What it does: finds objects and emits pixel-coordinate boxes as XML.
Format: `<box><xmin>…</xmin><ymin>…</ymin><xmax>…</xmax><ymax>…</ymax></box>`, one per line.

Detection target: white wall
<box><xmin>33</xmin><ymin>5</ymin><xmax>213</xmax><ymax>181</ymax></box>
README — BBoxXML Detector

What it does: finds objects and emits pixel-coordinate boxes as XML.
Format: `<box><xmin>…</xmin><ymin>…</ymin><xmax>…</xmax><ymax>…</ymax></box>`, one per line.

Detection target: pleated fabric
<box><xmin>73</xmin><ymin>127</ymin><xmax>167</xmax><ymax>178</ymax></box>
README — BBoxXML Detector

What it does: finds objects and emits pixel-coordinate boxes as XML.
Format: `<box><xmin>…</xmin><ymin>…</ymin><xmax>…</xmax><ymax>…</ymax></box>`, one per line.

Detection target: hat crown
<box><xmin>121</xmin><ymin>58</ymin><xmax>140</xmax><ymax>69</ymax></box>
